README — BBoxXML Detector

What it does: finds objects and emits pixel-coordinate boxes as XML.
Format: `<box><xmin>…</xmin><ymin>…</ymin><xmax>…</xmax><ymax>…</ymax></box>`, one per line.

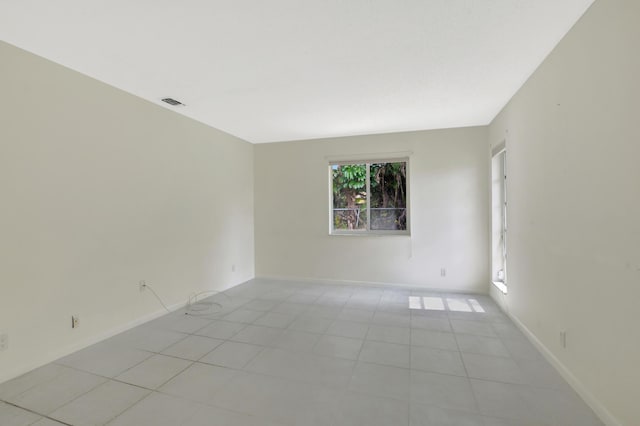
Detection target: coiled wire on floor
<box><xmin>185</xmin><ymin>290</ymin><xmax>232</xmax><ymax>316</ymax></box>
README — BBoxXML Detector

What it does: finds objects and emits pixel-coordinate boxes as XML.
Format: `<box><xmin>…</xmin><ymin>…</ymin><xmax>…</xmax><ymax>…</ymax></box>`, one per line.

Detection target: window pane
<box><xmin>332</xmin><ymin>164</ymin><xmax>367</xmax><ymax>231</ymax></box>
<box><xmin>369</xmin><ymin>162</ymin><xmax>407</xmax><ymax>230</ymax></box>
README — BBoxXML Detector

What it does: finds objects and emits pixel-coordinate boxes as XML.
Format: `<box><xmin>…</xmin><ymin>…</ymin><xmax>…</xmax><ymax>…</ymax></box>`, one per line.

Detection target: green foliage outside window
<box><xmin>332</xmin><ymin>161</ymin><xmax>407</xmax><ymax>232</ymax></box>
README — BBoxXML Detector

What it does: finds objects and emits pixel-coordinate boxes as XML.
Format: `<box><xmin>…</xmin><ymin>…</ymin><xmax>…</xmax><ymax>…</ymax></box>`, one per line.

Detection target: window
<box><xmin>491</xmin><ymin>145</ymin><xmax>507</xmax><ymax>294</ymax></box>
<box><xmin>330</xmin><ymin>160</ymin><xmax>409</xmax><ymax>234</ymax></box>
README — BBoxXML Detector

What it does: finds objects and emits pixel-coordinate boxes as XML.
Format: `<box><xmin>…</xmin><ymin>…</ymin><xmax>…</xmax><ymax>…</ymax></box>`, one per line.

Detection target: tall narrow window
<box><xmin>491</xmin><ymin>146</ymin><xmax>507</xmax><ymax>293</ymax></box>
<box><xmin>330</xmin><ymin>160</ymin><xmax>409</xmax><ymax>235</ymax></box>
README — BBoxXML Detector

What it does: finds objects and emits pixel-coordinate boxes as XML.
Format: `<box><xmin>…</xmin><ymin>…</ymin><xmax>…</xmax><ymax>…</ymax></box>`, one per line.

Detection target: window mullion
<box><xmin>366</xmin><ymin>163</ymin><xmax>371</xmax><ymax>231</ymax></box>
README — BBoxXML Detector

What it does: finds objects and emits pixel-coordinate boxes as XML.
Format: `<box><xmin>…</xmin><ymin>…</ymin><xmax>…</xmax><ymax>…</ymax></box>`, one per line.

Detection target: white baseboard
<box><xmin>494</xmin><ymin>296</ymin><xmax>621</xmax><ymax>426</ymax></box>
<box><xmin>256</xmin><ymin>274</ymin><xmax>489</xmax><ymax>295</ymax></box>
<box><xmin>0</xmin><ymin>301</ymin><xmax>184</xmax><ymax>385</ymax></box>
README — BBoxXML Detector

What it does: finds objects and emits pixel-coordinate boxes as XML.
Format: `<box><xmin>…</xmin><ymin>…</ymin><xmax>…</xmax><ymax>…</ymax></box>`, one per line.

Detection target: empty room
<box><xmin>0</xmin><ymin>0</ymin><xmax>638</xmax><ymax>425</ymax></box>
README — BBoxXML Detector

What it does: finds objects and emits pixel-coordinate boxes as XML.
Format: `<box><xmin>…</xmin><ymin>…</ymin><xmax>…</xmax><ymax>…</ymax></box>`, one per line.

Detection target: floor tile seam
<box><xmin>221</xmin><ymin>305</ymin><xmax>270</xmax><ymax>318</ymax></box>
<box><xmin>410</xmin><ymin>367</ymin><xmax>482</xmax><ymax>383</ymax></box>
<box><xmin>240</xmin><ymin>353</ymin><xmax>355</xmax><ymax>391</ymax></box>
<box><xmin>345</xmin><ymin>358</ymin><xmax>411</xmax><ymax>404</ymax></box>
<box><xmin>48</xmin><ymin>381</ymin><xmax>150</xmax><ymax>426</ymax></box>
<box><xmin>347</xmin><ymin>388</ymin><xmax>411</xmax><ymax>406</ymax></box>
<box><xmin>453</xmin><ymin>334</ymin><xmax>515</xmax><ymax>358</ymax></box>
<box><xmin>410</xmin><ymin>344</ymin><xmax>464</xmax><ymax>356</ymax></box>
<box><xmin>452</xmin><ymin>329</ymin><xmax>508</xmax><ymax>339</ymax></box>
<box><xmin>120</xmin><ymin>357</ymin><xmax>195</xmax><ymax>391</ymax></box>
<box><xmin>469</xmin><ymin>386</ymin><xmax>543</xmax><ymax>423</ymax></box>
<box><xmin>408</xmin><ymin>399</ymin><xmax>484</xmax><ymax>417</ymax></box>
<box><xmin>116</xmin><ymin>332</ymin><xmax>191</xmax><ymax>352</ymax></box>
<box><xmin>341</xmin><ymin>389</ymin><xmax>411</xmax><ymax>426</ymax></box>
<box><xmin>235</xmin><ymin>342</ymin><xmax>270</xmax><ymax>370</ymax></box>
<box><xmin>162</xmin><ymin>343</ymin><xmax>237</xmax><ymax>363</ymax></box>
<box><xmin>102</xmin><ymin>348</ymin><xmax>170</xmax><ymax>374</ymax></box>
<box><xmin>254</xmin><ymin>310</ymin><xmax>304</xmax><ymax>325</ymax></box>
<box><xmin>104</xmin><ymin>388</ymin><xmax>160</xmax><ymax>425</ymax></box>
<box><xmin>261</xmin><ymin>344</ymin><xmax>363</xmax><ymax>366</ymax></box>
<box><xmin>154</xmin><ymin>385</ymin><xmax>230</xmax><ymax>408</ymax></box>
<box><xmin>153</xmin><ymin>388</ymin><xmax>290</xmax><ymax>426</ymax></box>
<box><xmin>228</xmin><ymin>333</ymin><xmax>282</xmax><ymax>351</ymax></box>
<box><xmin>163</xmin><ymin>324</ymin><xmax>210</xmax><ymax>342</ymax></box>
<box><xmin>362</xmin><ymin>332</ymin><xmax>410</xmax><ymax>346</ymax></box>
<box><xmin>271</xmin><ymin>307</ymin><xmax>310</xmax><ymax>318</ymax></box>
<box><xmin>105</xmin><ymin>337</ymin><xmax>228</xmax><ymax>361</ymax></box>
<box><xmin>344</xmin><ymin>320</ymin><xmax>372</xmax><ymax>386</ymax></box>
<box><xmin>450</xmin><ymin>317</ymin><xmax>482</xmax><ymax>415</ymax></box>
<box><xmin>408</xmin><ymin>373</ymin><xmax>483</xmax><ymax>416</ymax></box>
<box><xmin>408</xmin><ymin>310</ymin><xmax>416</xmax><ymax>411</ymax></box>
<box><xmin>159</xmin><ymin>359</ymin><xmax>251</xmax><ymax>380</ymax></box>
<box><xmin>48</xmin><ymin>361</ymin><xmax>158</xmax><ymax>394</ymax></box>
<box><xmin>164</xmin><ymin>339</ymin><xmax>229</xmax><ymax>359</ymax></box>
<box><xmin>3</xmin><ymin>364</ymin><xmax>108</xmax><ymax>404</ymax></box>
<box><xmin>468</xmin><ymin>375</ymin><xmax>576</xmax><ymax>393</ymax></box>
<box><xmin>191</xmin><ymin>343</ymin><xmax>264</xmax><ymax>369</ymax></box>
<box><xmin>191</xmin><ymin>324</ymin><xmax>249</xmax><ymax>341</ymax></box>
<box><xmin>0</xmin><ymin>400</ymin><xmax>74</xmax><ymax>426</ymax></box>
<box><xmin>345</xmin><ymin>384</ymin><xmax>411</xmax><ymax>404</ymax></box>
<box><xmin>330</xmin><ymin>315</ymin><xmax>373</xmax><ymax>328</ymax></box>
<box><xmin>351</xmin><ymin>355</ymin><xmax>480</xmax><ymax>377</ymax></box>
<box><xmin>226</xmin><ymin>329</ymin><xmax>314</xmax><ymax>351</ymax></box>
<box><xmin>455</xmin><ymin>348</ymin><xmax>515</xmax><ymax>360</ymax></box>
<box><xmin>408</xmin><ymin>385</ymin><xmax>481</xmax><ymax>411</ymax></box>
<box><xmin>0</xmin><ymin>365</ymin><xmax>71</xmax><ymax>403</ymax></box>
<box><xmin>453</xmin><ymin>331</ymin><xmax>500</xmax><ymax>339</ymax></box>
<box><xmin>47</xmin><ymin>373</ymin><xmax>112</xmax><ymax>414</ymax></box>
<box><xmin>235</xmin><ymin>318</ymin><xmax>298</xmax><ymax>332</ymax></box>
<box><xmin>3</xmin><ymin>372</ymin><xmax>107</xmax><ymax>424</ymax></box>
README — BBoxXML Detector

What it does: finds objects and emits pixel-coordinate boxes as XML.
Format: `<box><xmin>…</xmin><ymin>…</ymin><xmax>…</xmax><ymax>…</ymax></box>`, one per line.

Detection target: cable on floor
<box><xmin>185</xmin><ymin>290</ymin><xmax>231</xmax><ymax>316</ymax></box>
<box><xmin>143</xmin><ymin>283</ymin><xmax>231</xmax><ymax>316</ymax></box>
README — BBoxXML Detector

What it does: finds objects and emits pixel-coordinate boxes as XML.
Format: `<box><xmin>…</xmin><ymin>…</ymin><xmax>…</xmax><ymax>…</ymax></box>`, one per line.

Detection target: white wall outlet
<box><xmin>71</xmin><ymin>315</ymin><xmax>79</xmax><ymax>329</ymax></box>
<box><xmin>139</xmin><ymin>280</ymin><xmax>146</xmax><ymax>292</ymax></box>
<box><xmin>231</xmin><ymin>264</ymin><xmax>236</xmax><ymax>272</ymax></box>
<box><xmin>440</xmin><ymin>268</ymin><xmax>446</xmax><ymax>277</ymax></box>
<box><xmin>0</xmin><ymin>333</ymin><xmax>8</xmax><ymax>351</ymax></box>
<box><xmin>560</xmin><ymin>330</ymin><xmax>567</xmax><ymax>348</ymax></box>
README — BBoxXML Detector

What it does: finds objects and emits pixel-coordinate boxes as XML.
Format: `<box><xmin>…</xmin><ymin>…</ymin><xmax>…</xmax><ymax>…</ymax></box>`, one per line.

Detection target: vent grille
<box><xmin>162</xmin><ymin>98</ymin><xmax>183</xmax><ymax>106</ymax></box>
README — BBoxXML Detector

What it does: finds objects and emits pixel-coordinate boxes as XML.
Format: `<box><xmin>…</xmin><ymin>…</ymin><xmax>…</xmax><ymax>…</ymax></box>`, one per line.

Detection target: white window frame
<box><xmin>491</xmin><ymin>144</ymin><xmax>508</xmax><ymax>294</ymax></box>
<box><xmin>328</xmin><ymin>157</ymin><xmax>410</xmax><ymax>236</ymax></box>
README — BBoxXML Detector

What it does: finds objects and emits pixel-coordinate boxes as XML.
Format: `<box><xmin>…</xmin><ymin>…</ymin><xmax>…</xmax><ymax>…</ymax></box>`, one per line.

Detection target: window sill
<box><xmin>330</xmin><ymin>231</ymin><xmax>410</xmax><ymax>237</ymax></box>
<box><xmin>492</xmin><ymin>281</ymin><xmax>508</xmax><ymax>294</ymax></box>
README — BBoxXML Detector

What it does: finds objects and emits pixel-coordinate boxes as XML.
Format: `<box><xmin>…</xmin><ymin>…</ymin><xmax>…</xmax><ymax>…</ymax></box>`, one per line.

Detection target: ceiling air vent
<box><xmin>162</xmin><ymin>98</ymin><xmax>184</xmax><ymax>106</ymax></box>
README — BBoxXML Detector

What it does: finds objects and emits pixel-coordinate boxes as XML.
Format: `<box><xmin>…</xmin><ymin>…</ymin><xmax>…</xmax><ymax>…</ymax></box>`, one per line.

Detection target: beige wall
<box><xmin>488</xmin><ymin>0</ymin><xmax>640</xmax><ymax>424</ymax></box>
<box><xmin>255</xmin><ymin>127</ymin><xmax>490</xmax><ymax>292</ymax></box>
<box><xmin>0</xmin><ymin>41</ymin><xmax>255</xmax><ymax>382</ymax></box>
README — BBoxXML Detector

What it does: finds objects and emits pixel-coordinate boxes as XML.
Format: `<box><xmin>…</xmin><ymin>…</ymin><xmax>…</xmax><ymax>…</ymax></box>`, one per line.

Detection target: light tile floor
<box><xmin>0</xmin><ymin>279</ymin><xmax>604</xmax><ymax>425</ymax></box>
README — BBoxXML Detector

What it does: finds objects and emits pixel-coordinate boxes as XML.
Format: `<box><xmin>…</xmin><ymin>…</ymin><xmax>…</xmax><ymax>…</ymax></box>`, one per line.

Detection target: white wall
<box><xmin>488</xmin><ymin>0</ymin><xmax>640</xmax><ymax>424</ymax></box>
<box><xmin>0</xmin><ymin>41</ymin><xmax>255</xmax><ymax>383</ymax></box>
<box><xmin>255</xmin><ymin>127</ymin><xmax>489</xmax><ymax>292</ymax></box>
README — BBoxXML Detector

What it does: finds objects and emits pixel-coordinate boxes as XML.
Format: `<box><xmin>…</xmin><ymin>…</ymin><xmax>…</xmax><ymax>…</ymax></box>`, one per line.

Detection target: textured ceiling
<box><xmin>0</xmin><ymin>0</ymin><xmax>595</xmax><ymax>143</ymax></box>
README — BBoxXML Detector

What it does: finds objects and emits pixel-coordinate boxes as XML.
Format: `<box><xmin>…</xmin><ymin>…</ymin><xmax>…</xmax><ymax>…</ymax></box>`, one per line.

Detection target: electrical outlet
<box><xmin>0</xmin><ymin>333</ymin><xmax>8</xmax><ymax>351</ymax></box>
<box><xmin>560</xmin><ymin>330</ymin><xmax>567</xmax><ymax>348</ymax></box>
<box><xmin>231</xmin><ymin>264</ymin><xmax>236</xmax><ymax>272</ymax></box>
<box><xmin>72</xmin><ymin>315</ymin><xmax>79</xmax><ymax>329</ymax></box>
<box><xmin>139</xmin><ymin>280</ymin><xmax>146</xmax><ymax>292</ymax></box>
<box><xmin>440</xmin><ymin>268</ymin><xmax>446</xmax><ymax>277</ymax></box>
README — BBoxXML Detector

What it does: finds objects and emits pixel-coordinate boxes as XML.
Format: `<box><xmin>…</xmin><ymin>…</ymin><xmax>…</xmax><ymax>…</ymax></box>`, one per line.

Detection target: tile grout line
<box><xmin>447</xmin><ymin>306</ymin><xmax>485</xmax><ymax>419</ymax></box>
<box><xmin>1</xmin><ymin>399</ymin><xmax>75</xmax><ymax>426</ymax></box>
